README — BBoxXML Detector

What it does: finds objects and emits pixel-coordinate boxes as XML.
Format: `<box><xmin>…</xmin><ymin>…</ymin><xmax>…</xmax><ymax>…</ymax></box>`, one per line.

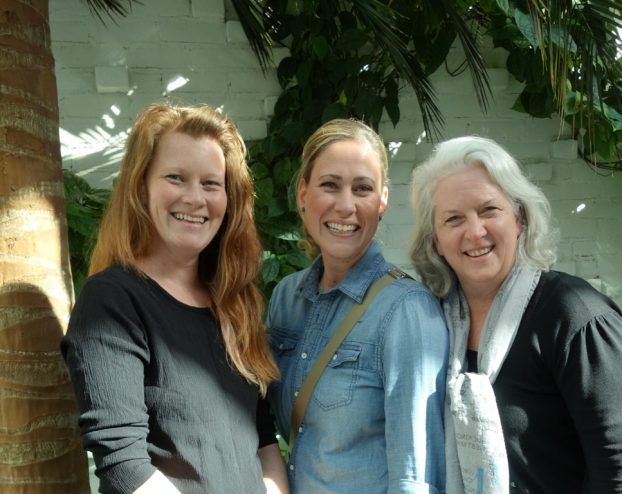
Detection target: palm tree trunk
<box><xmin>0</xmin><ymin>0</ymin><xmax>89</xmax><ymax>492</ymax></box>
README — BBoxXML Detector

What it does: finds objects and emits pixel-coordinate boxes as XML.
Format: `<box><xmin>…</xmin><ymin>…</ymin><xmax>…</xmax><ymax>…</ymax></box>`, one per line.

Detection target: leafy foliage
<box><xmin>63</xmin><ymin>170</ymin><xmax>110</xmax><ymax>294</ymax></box>
<box><xmin>246</xmin><ymin>0</ymin><xmax>494</xmax><ymax>296</ymax></box>
<box><xmin>482</xmin><ymin>0</ymin><xmax>622</xmax><ymax>167</ymax></box>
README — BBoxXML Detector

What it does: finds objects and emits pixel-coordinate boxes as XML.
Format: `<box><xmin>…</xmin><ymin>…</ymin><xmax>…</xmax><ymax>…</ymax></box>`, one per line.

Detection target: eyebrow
<box><xmin>317</xmin><ymin>174</ymin><xmax>376</xmax><ymax>183</ymax></box>
<box><xmin>438</xmin><ymin>199</ymin><xmax>496</xmax><ymax>214</ymax></box>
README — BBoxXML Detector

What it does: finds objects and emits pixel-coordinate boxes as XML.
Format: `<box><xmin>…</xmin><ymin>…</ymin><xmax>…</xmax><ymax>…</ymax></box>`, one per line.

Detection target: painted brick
<box><xmin>575</xmin><ymin>258</ymin><xmax>599</xmax><ymax>278</ymax></box>
<box><xmin>388</xmin><ymin>161</ymin><xmax>415</xmax><ymax>185</ymax></box>
<box><xmin>228</xmin><ymin>70</ymin><xmax>280</xmax><ymax>94</ymax></box>
<box><xmin>164</xmin><ymin>70</ymin><xmax>230</xmax><ymax>95</ymax></box>
<box><xmin>226</xmin><ymin>21</ymin><xmax>247</xmax><ymax>44</ymax></box>
<box><xmin>387</xmin><ymin>142</ymin><xmax>417</xmax><ymax>166</ymax></box>
<box><xmin>128</xmin><ymin>43</ymin><xmax>195</xmax><ymax>69</ymax></box>
<box><xmin>218</xmin><ymin>96</ymin><xmax>263</xmax><ymax>120</ymax></box>
<box><xmin>49</xmin><ymin>21</ymin><xmax>89</xmax><ymax>42</ymax></box>
<box><xmin>192</xmin><ymin>46</ymin><xmax>263</xmax><ymax>70</ymax></box>
<box><xmin>553</xmin><ymin>260</ymin><xmax>576</xmax><ymax>276</ymax></box>
<box><xmin>572</xmin><ymin>240</ymin><xmax>597</xmax><ymax>259</ymax></box>
<box><xmin>95</xmin><ymin>66</ymin><xmax>130</xmax><ymax>93</ymax></box>
<box><xmin>237</xmin><ymin>119</ymin><xmax>267</xmax><ymax>140</ymax></box>
<box><xmin>525</xmin><ymin>163</ymin><xmax>553</xmax><ymax>182</ymax></box>
<box><xmin>55</xmin><ymin>69</ymin><xmax>96</xmax><ymax>94</ymax></box>
<box><xmin>550</xmin><ymin>139</ymin><xmax>578</xmax><ymax>159</ymax></box>
<box><xmin>191</xmin><ymin>0</ymin><xmax>225</xmax><ymax>19</ymax></box>
<box><xmin>158</xmin><ymin>19</ymin><xmax>225</xmax><ymax>43</ymax></box>
<box><xmin>53</xmin><ymin>43</ymin><xmax>129</xmax><ymax>68</ymax></box>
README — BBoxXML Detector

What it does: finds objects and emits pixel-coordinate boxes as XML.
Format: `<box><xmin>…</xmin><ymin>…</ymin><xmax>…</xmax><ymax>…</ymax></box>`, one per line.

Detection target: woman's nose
<box><xmin>334</xmin><ymin>190</ymin><xmax>356</xmax><ymax>214</ymax></box>
<box><xmin>184</xmin><ymin>182</ymin><xmax>204</xmax><ymax>205</ymax></box>
<box><xmin>465</xmin><ymin>217</ymin><xmax>486</xmax><ymax>240</ymax></box>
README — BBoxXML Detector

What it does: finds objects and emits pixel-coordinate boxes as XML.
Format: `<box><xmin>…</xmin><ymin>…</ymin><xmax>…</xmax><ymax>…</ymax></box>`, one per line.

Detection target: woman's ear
<box><xmin>297</xmin><ymin>179</ymin><xmax>307</xmax><ymax>212</ymax></box>
<box><xmin>379</xmin><ymin>185</ymin><xmax>389</xmax><ymax>215</ymax></box>
<box><xmin>516</xmin><ymin>204</ymin><xmax>525</xmax><ymax>238</ymax></box>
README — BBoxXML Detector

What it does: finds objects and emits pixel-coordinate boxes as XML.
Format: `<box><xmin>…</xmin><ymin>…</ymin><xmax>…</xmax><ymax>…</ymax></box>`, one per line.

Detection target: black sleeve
<box><xmin>256</xmin><ymin>395</ymin><xmax>278</xmax><ymax>448</ymax></box>
<box><xmin>61</xmin><ymin>275</ymin><xmax>156</xmax><ymax>494</ymax></box>
<box><xmin>556</xmin><ymin>309</ymin><xmax>622</xmax><ymax>492</ymax></box>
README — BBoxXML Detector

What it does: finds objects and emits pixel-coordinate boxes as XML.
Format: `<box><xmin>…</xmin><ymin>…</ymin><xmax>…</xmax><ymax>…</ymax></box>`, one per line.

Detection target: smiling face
<box><xmin>298</xmin><ymin>138</ymin><xmax>388</xmax><ymax>273</ymax></box>
<box><xmin>143</xmin><ymin>131</ymin><xmax>227</xmax><ymax>264</ymax></box>
<box><xmin>433</xmin><ymin>165</ymin><xmax>522</xmax><ymax>300</ymax></box>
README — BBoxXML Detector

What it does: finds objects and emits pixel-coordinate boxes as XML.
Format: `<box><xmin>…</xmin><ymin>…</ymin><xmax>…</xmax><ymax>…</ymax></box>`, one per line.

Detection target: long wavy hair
<box><xmin>410</xmin><ymin>135</ymin><xmax>558</xmax><ymax>298</ymax></box>
<box><xmin>296</xmin><ymin>118</ymin><xmax>390</xmax><ymax>258</ymax></box>
<box><xmin>89</xmin><ymin>103</ymin><xmax>278</xmax><ymax>394</ymax></box>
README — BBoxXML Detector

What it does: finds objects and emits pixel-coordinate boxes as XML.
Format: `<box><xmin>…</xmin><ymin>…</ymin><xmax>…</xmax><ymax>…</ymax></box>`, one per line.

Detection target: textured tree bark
<box><xmin>0</xmin><ymin>0</ymin><xmax>90</xmax><ymax>492</ymax></box>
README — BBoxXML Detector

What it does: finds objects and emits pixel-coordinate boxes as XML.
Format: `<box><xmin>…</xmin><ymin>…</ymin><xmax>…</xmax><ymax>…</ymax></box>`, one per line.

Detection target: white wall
<box><xmin>50</xmin><ymin>0</ymin><xmax>622</xmax><ymax>305</ymax></box>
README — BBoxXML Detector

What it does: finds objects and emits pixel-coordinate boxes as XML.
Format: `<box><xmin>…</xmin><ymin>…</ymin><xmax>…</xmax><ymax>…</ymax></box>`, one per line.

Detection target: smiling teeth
<box><xmin>174</xmin><ymin>213</ymin><xmax>205</xmax><ymax>223</ymax></box>
<box><xmin>466</xmin><ymin>246</ymin><xmax>492</xmax><ymax>257</ymax></box>
<box><xmin>327</xmin><ymin>222</ymin><xmax>356</xmax><ymax>233</ymax></box>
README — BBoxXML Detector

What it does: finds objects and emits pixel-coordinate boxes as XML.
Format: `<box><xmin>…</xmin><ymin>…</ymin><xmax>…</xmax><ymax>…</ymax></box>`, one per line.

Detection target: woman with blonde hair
<box><xmin>267</xmin><ymin>118</ymin><xmax>448</xmax><ymax>494</ymax></box>
<box><xmin>62</xmin><ymin>103</ymin><xmax>288</xmax><ymax>494</ymax></box>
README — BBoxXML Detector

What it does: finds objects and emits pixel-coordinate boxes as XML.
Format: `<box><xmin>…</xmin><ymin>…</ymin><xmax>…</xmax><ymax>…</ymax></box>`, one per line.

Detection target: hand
<box><xmin>132</xmin><ymin>470</ymin><xmax>181</xmax><ymax>494</ymax></box>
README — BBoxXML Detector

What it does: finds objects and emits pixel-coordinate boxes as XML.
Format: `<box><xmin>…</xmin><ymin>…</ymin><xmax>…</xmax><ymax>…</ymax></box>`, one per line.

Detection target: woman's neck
<box><xmin>464</xmin><ymin>290</ymin><xmax>496</xmax><ymax>351</ymax></box>
<box><xmin>135</xmin><ymin>255</ymin><xmax>211</xmax><ymax>308</ymax></box>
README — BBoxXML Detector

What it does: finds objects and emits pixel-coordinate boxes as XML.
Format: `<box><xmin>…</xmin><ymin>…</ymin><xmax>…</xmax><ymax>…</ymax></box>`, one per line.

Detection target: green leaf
<box><xmin>284</xmin><ymin>249</ymin><xmax>310</xmax><ymax>268</ymax></box>
<box><xmin>513</xmin><ymin>9</ymin><xmax>537</xmax><ymax>48</ymax></box>
<box><xmin>495</xmin><ymin>0</ymin><xmax>510</xmax><ymax>15</ymax></box>
<box><xmin>311</xmin><ymin>36</ymin><xmax>330</xmax><ymax>60</ymax></box>
<box><xmin>321</xmin><ymin>103</ymin><xmax>348</xmax><ymax>123</ymax></box>
<box><xmin>251</xmin><ymin>162</ymin><xmax>270</xmax><ymax>180</ymax></box>
<box><xmin>255</xmin><ymin>177</ymin><xmax>274</xmax><ymax>206</ymax></box>
<box><xmin>261</xmin><ymin>254</ymin><xmax>281</xmax><ymax>283</ymax></box>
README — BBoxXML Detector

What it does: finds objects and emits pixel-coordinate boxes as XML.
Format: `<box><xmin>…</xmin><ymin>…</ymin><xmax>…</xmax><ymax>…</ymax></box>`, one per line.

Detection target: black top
<box><xmin>61</xmin><ymin>265</ymin><xmax>274</xmax><ymax>494</ymax></box>
<box><xmin>492</xmin><ymin>270</ymin><xmax>622</xmax><ymax>493</ymax></box>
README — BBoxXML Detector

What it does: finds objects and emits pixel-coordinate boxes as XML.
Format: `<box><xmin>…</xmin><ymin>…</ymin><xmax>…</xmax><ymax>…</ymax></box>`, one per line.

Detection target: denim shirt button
<box><xmin>289</xmin><ymin>464</ymin><xmax>295</xmax><ymax>471</ymax></box>
<box><xmin>301</xmin><ymin>352</ymin><xmax>308</xmax><ymax>359</ymax></box>
<box><xmin>298</xmin><ymin>426</ymin><xmax>303</xmax><ymax>433</ymax></box>
<box><xmin>332</xmin><ymin>354</ymin><xmax>337</xmax><ymax>360</ymax></box>
<box><xmin>294</xmin><ymin>391</ymin><xmax>299</xmax><ymax>397</ymax></box>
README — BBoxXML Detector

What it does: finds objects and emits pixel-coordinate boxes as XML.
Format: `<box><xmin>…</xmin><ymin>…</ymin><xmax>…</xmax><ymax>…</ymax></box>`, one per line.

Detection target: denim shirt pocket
<box><xmin>313</xmin><ymin>344</ymin><xmax>361</xmax><ymax>410</ymax></box>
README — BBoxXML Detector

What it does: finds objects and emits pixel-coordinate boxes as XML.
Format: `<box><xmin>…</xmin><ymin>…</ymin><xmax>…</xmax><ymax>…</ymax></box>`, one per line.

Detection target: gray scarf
<box><xmin>443</xmin><ymin>263</ymin><xmax>541</xmax><ymax>494</ymax></box>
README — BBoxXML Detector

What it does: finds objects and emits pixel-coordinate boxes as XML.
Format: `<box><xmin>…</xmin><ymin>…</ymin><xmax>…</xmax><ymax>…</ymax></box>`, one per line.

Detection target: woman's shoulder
<box><xmin>528</xmin><ymin>270</ymin><xmax>621</xmax><ymax>336</ymax></box>
<box><xmin>74</xmin><ymin>264</ymin><xmax>150</xmax><ymax>311</ymax></box>
<box><xmin>536</xmin><ymin>271</ymin><xmax>618</xmax><ymax>315</ymax></box>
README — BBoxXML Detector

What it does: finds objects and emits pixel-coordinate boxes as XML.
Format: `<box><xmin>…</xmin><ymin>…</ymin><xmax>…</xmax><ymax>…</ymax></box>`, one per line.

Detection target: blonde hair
<box><xmin>90</xmin><ymin>103</ymin><xmax>278</xmax><ymax>394</ymax></box>
<box><xmin>296</xmin><ymin>118</ymin><xmax>389</xmax><ymax>258</ymax></box>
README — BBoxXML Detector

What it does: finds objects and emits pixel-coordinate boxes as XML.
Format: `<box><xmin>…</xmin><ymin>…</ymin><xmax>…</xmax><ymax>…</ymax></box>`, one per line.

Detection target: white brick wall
<box><xmin>49</xmin><ymin>2</ymin><xmax>622</xmax><ymax>306</ymax></box>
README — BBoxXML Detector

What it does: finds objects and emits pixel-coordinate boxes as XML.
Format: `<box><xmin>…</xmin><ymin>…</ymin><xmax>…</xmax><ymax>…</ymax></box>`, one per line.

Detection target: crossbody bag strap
<box><xmin>288</xmin><ymin>267</ymin><xmax>410</xmax><ymax>451</ymax></box>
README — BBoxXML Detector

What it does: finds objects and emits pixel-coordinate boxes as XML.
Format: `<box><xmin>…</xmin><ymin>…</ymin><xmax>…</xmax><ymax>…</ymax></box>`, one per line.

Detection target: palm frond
<box><xmin>524</xmin><ymin>0</ymin><xmax>622</xmax><ymax>128</ymax></box>
<box><xmin>83</xmin><ymin>0</ymin><xmax>139</xmax><ymax>24</ymax></box>
<box><xmin>351</xmin><ymin>0</ymin><xmax>444</xmax><ymax>138</ymax></box>
<box><xmin>231</xmin><ymin>0</ymin><xmax>275</xmax><ymax>73</ymax></box>
<box><xmin>432</xmin><ymin>0</ymin><xmax>492</xmax><ymax>113</ymax></box>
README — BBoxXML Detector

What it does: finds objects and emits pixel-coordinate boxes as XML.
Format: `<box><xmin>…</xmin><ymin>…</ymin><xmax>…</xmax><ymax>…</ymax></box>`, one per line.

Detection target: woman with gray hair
<box><xmin>410</xmin><ymin>135</ymin><xmax>622</xmax><ymax>494</ymax></box>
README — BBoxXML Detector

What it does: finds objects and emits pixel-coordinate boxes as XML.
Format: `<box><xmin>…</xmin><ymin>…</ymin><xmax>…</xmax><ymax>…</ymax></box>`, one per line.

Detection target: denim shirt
<box><xmin>267</xmin><ymin>242</ymin><xmax>449</xmax><ymax>494</ymax></box>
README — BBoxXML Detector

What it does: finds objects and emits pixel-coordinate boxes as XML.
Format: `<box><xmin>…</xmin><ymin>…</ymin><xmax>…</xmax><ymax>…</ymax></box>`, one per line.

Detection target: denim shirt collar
<box><xmin>297</xmin><ymin>241</ymin><xmax>386</xmax><ymax>303</ymax></box>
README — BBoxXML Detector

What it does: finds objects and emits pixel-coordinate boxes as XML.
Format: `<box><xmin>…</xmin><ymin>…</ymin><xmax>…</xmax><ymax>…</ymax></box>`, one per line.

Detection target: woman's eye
<box><xmin>203</xmin><ymin>180</ymin><xmax>223</xmax><ymax>189</ymax></box>
<box><xmin>166</xmin><ymin>174</ymin><xmax>182</xmax><ymax>182</ymax></box>
<box><xmin>481</xmin><ymin>206</ymin><xmax>499</xmax><ymax>215</ymax></box>
<box><xmin>320</xmin><ymin>181</ymin><xmax>338</xmax><ymax>189</ymax></box>
<box><xmin>355</xmin><ymin>184</ymin><xmax>374</xmax><ymax>193</ymax></box>
<box><xmin>445</xmin><ymin>216</ymin><xmax>461</xmax><ymax>224</ymax></box>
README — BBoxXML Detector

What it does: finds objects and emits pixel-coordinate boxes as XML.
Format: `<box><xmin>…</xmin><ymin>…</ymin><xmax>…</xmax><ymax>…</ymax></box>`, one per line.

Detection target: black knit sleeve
<box><xmin>556</xmin><ymin>309</ymin><xmax>622</xmax><ymax>492</ymax></box>
<box><xmin>61</xmin><ymin>272</ymin><xmax>156</xmax><ymax>494</ymax></box>
<box><xmin>256</xmin><ymin>395</ymin><xmax>278</xmax><ymax>448</ymax></box>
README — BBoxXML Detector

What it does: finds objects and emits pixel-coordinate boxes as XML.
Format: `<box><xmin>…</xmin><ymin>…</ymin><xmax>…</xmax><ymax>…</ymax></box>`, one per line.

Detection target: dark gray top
<box><xmin>62</xmin><ymin>265</ymin><xmax>273</xmax><ymax>494</ymax></box>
